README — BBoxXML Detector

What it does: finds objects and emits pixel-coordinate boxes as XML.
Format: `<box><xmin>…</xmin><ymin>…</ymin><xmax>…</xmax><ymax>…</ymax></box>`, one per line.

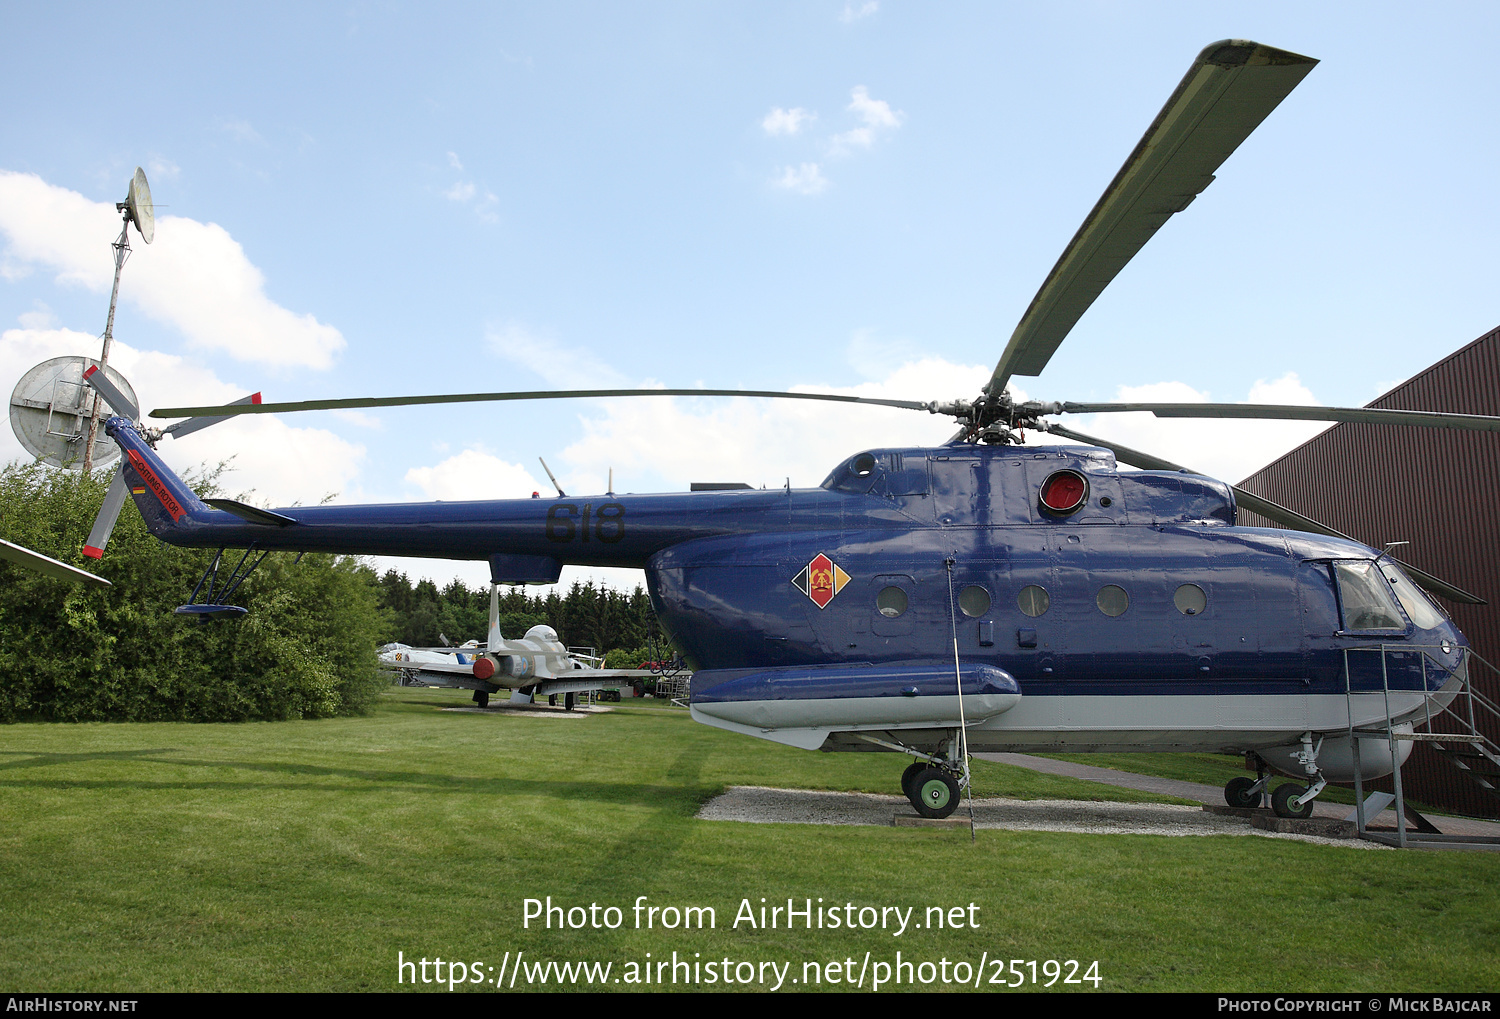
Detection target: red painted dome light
<box><xmin>1039</xmin><ymin>470</ymin><xmax>1089</xmax><ymax>515</ymax></box>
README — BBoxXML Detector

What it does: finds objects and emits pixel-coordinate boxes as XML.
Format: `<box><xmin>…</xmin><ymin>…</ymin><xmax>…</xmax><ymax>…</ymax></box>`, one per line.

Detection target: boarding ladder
<box><xmin>1344</xmin><ymin>644</ymin><xmax>1500</xmax><ymax>850</ymax></box>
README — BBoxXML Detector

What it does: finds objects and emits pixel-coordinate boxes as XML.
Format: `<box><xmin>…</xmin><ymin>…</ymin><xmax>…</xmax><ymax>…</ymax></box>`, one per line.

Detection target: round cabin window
<box><xmin>958</xmin><ymin>585</ymin><xmax>991</xmax><ymax>618</ymax></box>
<box><xmin>1017</xmin><ymin>585</ymin><xmax>1050</xmax><ymax>617</ymax></box>
<box><xmin>876</xmin><ymin>586</ymin><xmax>908</xmax><ymax>618</ymax></box>
<box><xmin>1174</xmin><ymin>584</ymin><xmax>1207</xmax><ymax>616</ymax></box>
<box><xmin>1096</xmin><ymin>584</ymin><xmax>1129</xmax><ymax>617</ymax></box>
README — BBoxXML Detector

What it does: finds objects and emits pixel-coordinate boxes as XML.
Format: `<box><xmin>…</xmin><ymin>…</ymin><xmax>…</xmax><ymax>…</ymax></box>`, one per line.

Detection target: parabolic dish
<box><xmin>126</xmin><ymin>167</ymin><xmax>153</xmax><ymax>244</ymax></box>
<box><xmin>8</xmin><ymin>356</ymin><xmax>138</xmax><ymax>469</ymax></box>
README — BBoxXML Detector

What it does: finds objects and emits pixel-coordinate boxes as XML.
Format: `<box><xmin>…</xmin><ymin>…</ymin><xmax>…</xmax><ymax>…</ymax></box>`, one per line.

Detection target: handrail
<box><xmin>1343</xmin><ymin>642</ymin><xmax>1498</xmax><ymax>847</ymax></box>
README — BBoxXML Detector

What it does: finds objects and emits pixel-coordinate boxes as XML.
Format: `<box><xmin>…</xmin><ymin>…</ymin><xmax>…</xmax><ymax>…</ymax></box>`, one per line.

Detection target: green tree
<box><xmin>0</xmin><ymin>460</ymin><xmax>388</xmax><ymax>722</ymax></box>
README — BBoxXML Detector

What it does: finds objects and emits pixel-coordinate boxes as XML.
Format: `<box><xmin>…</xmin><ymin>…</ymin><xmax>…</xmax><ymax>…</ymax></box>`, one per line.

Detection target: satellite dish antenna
<box><xmin>8</xmin><ymin>356</ymin><xmax>138</xmax><ymax>469</ymax></box>
<box><xmin>124</xmin><ymin>167</ymin><xmax>154</xmax><ymax>244</ymax></box>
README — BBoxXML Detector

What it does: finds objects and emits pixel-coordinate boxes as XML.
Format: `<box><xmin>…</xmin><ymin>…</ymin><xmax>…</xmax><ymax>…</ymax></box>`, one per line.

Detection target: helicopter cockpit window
<box><xmin>1334</xmin><ymin>561</ymin><xmax>1406</xmax><ymax>631</ymax></box>
<box><xmin>821</xmin><ymin>453</ymin><xmax>884</xmax><ymax>494</ymax></box>
<box><xmin>1377</xmin><ymin>563</ymin><xmax>1446</xmax><ymax>630</ymax></box>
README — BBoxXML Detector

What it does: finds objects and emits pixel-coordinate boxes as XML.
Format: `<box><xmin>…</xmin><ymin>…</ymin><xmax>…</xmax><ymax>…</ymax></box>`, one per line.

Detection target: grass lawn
<box><xmin>2</xmin><ymin>687</ymin><xmax>1497</xmax><ymax>993</ymax></box>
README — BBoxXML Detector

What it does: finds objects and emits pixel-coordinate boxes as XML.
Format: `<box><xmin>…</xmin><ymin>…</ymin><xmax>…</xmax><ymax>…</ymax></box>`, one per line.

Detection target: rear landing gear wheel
<box><xmin>909</xmin><ymin>767</ymin><xmax>960</xmax><ymax>819</ymax></box>
<box><xmin>1272</xmin><ymin>783</ymin><xmax>1314</xmax><ymax>819</ymax></box>
<box><xmin>1224</xmin><ymin>776</ymin><xmax>1260</xmax><ymax>809</ymax></box>
<box><xmin>564</xmin><ymin>692</ymin><xmax>576</xmax><ymax>711</ymax></box>
<box><xmin>472</xmin><ymin>690</ymin><xmax>489</xmax><ymax>708</ymax></box>
<box><xmin>900</xmin><ymin>762</ymin><xmax>925</xmax><ymax>800</ymax></box>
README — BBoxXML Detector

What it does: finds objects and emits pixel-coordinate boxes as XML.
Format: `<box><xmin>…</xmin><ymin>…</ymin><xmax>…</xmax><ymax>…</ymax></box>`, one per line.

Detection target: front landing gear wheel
<box><xmin>1272</xmin><ymin>783</ymin><xmax>1315</xmax><ymax>819</ymax></box>
<box><xmin>900</xmin><ymin>762</ymin><xmax>925</xmax><ymax>800</ymax></box>
<box><xmin>1224</xmin><ymin>776</ymin><xmax>1260</xmax><ymax>809</ymax></box>
<box><xmin>909</xmin><ymin>767</ymin><xmax>960</xmax><ymax>819</ymax></box>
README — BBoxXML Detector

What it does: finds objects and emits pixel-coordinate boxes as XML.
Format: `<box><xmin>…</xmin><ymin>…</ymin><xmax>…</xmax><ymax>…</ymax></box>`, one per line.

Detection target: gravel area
<box><xmin>697</xmin><ymin>786</ymin><xmax>1387</xmax><ymax>847</ymax></box>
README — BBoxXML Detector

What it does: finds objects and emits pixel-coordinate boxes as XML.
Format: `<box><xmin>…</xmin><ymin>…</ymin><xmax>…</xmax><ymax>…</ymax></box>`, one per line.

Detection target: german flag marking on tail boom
<box><xmin>126</xmin><ymin>449</ymin><xmax>185</xmax><ymax>521</ymax></box>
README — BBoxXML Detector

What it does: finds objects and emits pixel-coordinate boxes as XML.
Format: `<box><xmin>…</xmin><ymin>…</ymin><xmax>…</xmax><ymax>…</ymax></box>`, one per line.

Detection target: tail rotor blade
<box><xmin>82</xmin><ymin>364</ymin><xmax>140</xmax><ymax>420</ymax></box>
<box><xmin>163</xmin><ymin>393</ymin><xmax>263</xmax><ymax>439</ymax></box>
<box><xmin>82</xmin><ymin>465</ymin><xmax>129</xmax><ymax>560</ymax></box>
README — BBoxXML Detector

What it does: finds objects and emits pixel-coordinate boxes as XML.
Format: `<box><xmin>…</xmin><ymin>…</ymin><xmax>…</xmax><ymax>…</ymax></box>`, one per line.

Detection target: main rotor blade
<box><xmin>988</xmin><ymin>40</ymin><xmax>1318</xmax><ymax>395</ymax></box>
<box><xmin>151</xmin><ymin>389</ymin><xmax>935</xmax><ymax>420</ymax></box>
<box><xmin>1052</xmin><ymin>401</ymin><xmax>1500</xmax><ymax>433</ymax></box>
<box><xmin>0</xmin><ymin>539</ymin><xmax>111</xmax><ymax>588</ymax></box>
<box><xmin>1042</xmin><ymin>422</ymin><xmax>1486</xmax><ymax>605</ymax></box>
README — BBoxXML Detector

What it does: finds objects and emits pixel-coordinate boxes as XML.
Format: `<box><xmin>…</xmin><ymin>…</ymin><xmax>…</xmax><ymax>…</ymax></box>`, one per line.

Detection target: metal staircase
<box><xmin>1345</xmin><ymin>644</ymin><xmax>1500</xmax><ymax>849</ymax></box>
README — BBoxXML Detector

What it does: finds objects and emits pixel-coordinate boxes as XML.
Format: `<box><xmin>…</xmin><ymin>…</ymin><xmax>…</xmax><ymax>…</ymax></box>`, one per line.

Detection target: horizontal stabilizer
<box><xmin>204</xmin><ymin>499</ymin><xmax>299</xmax><ymax>527</ymax></box>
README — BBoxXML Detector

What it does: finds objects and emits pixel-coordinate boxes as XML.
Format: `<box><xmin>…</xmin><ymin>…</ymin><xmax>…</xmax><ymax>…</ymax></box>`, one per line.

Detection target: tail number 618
<box><xmin>546</xmin><ymin>502</ymin><xmax>626</xmax><ymax>544</ymax></box>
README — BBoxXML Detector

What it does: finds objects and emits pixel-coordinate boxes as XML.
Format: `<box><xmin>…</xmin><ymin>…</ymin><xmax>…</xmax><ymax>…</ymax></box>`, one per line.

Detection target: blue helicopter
<box><xmin>30</xmin><ymin>41</ymin><xmax>1500</xmax><ymax>820</ymax></box>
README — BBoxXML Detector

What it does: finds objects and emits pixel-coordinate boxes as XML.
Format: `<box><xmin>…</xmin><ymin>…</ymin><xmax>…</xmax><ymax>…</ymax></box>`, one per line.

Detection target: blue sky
<box><xmin>2</xmin><ymin>3</ymin><xmax>1497</xmax><ymax>593</ymax></box>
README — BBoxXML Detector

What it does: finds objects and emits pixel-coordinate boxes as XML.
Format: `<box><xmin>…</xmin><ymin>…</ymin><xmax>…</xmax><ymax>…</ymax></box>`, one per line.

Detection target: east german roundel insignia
<box><xmin>792</xmin><ymin>553</ymin><xmax>850</xmax><ymax>609</ymax></box>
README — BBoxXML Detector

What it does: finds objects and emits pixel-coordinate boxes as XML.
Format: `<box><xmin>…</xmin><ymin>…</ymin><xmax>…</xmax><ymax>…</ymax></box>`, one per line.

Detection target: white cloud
<box><xmin>1055</xmin><ymin>373</ymin><xmax>1329</xmax><ymax>484</ymax></box>
<box><xmin>759</xmin><ymin>88</ymin><xmax>898</xmax><ymax>191</ymax></box>
<box><xmin>147</xmin><ymin>157</ymin><xmax>181</xmax><ymax>181</ymax></box>
<box><xmin>536</xmin><ymin>359</ymin><xmax>1330</xmax><ymax>501</ymax></box>
<box><xmin>404</xmin><ymin>446</ymin><xmax>543</xmax><ymax>501</ymax></box>
<box><xmin>486</xmin><ymin>322</ymin><xmax>626</xmax><ymax>388</ymax></box>
<box><xmin>839</xmin><ymin>1</ymin><xmax>878</xmax><ymax>23</ymax></box>
<box><xmin>771</xmin><ymin>163</ymin><xmax>828</xmax><ymax>195</ymax></box>
<box><xmin>18</xmin><ymin>306</ymin><xmax>55</xmax><ymax>330</ymax></box>
<box><xmin>762</xmin><ymin>107</ymin><xmax>814</xmax><ymax>136</ymax></box>
<box><xmin>558</xmin><ymin>357</ymin><xmax>991</xmax><ymax>492</ymax></box>
<box><xmin>329</xmin><ymin>409</ymin><xmax>384</xmax><ymax>429</ymax></box>
<box><xmin>0</xmin><ymin>325</ymin><xmax>364</xmax><ymax>505</ymax></box>
<box><xmin>831</xmin><ymin>86</ymin><xmax>903</xmax><ymax>152</ymax></box>
<box><xmin>438</xmin><ymin>154</ymin><xmax>499</xmax><ymax>223</ymax></box>
<box><xmin>846</xmin><ymin>327</ymin><xmax>926</xmax><ymax>379</ymax></box>
<box><xmin>0</xmin><ymin>171</ymin><xmax>346</xmax><ymax>370</ymax></box>
<box><xmin>217</xmin><ymin>119</ymin><xmax>264</xmax><ymax>145</ymax></box>
<box><xmin>848</xmin><ymin>86</ymin><xmax>902</xmax><ymax>131</ymax></box>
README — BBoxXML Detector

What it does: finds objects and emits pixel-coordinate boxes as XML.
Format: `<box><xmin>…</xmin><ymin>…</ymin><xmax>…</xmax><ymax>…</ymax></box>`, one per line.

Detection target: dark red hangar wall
<box><xmin>1237</xmin><ymin>324</ymin><xmax>1500</xmax><ymax>819</ymax></box>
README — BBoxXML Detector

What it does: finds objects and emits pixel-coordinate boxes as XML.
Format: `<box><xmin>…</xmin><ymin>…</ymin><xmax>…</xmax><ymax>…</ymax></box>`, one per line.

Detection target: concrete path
<box><xmin>979</xmin><ymin>752</ymin><xmax>1500</xmax><ymax>840</ymax></box>
<box><xmin>696</xmin><ymin>786</ymin><xmax>1379</xmax><ymax>845</ymax></box>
